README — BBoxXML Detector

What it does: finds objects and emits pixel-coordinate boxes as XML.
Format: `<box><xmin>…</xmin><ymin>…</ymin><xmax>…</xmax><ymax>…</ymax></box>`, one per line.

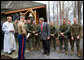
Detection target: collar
<box><xmin>42</xmin><ymin>22</ymin><xmax>44</xmax><ymax>25</ymax></box>
<box><xmin>7</xmin><ymin>21</ymin><xmax>11</xmax><ymax>23</ymax></box>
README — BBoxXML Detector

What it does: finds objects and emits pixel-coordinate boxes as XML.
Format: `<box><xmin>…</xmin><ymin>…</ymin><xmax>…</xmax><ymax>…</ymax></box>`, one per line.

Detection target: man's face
<box><xmin>33</xmin><ymin>20</ymin><xmax>36</xmax><ymax>24</ymax></box>
<box><xmin>15</xmin><ymin>20</ymin><xmax>18</xmax><ymax>23</ymax></box>
<box><xmin>22</xmin><ymin>17</ymin><xmax>25</xmax><ymax>20</ymax></box>
<box><xmin>21</xmin><ymin>17</ymin><xmax>25</xmax><ymax>22</ymax></box>
<box><xmin>63</xmin><ymin>19</ymin><xmax>66</xmax><ymax>24</ymax></box>
<box><xmin>27</xmin><ymin>20</ymin><xmax>31</xmax><ymax>23</ymax></box>
<box><xmin>50</xmin><ymin>22</ymin><xmax>53</xmax><ymax>26</ymax></box>
<box><xmin>8</xmin><ymin>17</ymin><xmax>12</xmax><ymax>22</ymax></box>
<box><xmin>73</xmin><ymin>18</ymin><xmax>77</xmax><ymax>23</ymax></box>
<box><xmin>68</xmin><ymin>21</ymin><xmax>71</xmax><ymax>25</ymax></box>
<box><xmin>24</xmin><ymin>20</ymin><xmax>27</xmax><ymax>24</ymax></box>
<box><xmin>39</xmin><ymin>20</ymin><xmax>43</xmax><ymax>24</ymax></box>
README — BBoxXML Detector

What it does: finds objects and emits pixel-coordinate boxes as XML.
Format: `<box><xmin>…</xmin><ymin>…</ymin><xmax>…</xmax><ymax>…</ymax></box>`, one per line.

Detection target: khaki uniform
<box><xmin>13</xmin><ymin>22</ymin><xmax>18</xmax><ymax>42</ymax></box>
<box><xmin>18</xmin><ymin>21</ymin><xmax>27</xmax><ymax>35</ymax></box>
<box><xmin>13</xmin><ymin>22</ymin><xmax>18</xmax><ymax>33</ymax></box>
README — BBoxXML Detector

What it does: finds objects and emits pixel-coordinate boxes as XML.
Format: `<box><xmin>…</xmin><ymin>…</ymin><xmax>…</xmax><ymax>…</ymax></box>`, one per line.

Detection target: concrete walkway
<box><xmin>25</xmin><ymin>38</ymin><xmax>83</xmax><ymax>59</ymax></box>
<box><xmin>1</xmin><ymin>38</ymin><xmax>83</xmax><ymax>59</ymax></box>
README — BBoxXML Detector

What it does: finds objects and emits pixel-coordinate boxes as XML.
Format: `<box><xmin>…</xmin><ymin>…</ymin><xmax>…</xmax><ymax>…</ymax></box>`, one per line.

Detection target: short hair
<box><xmin>39</xmin><ymin>17</ymin><xmax>44</xmax><ymax>21</ymax></box>
<box><xmin>20</xmin><ymin>16</ymin><xmax>25</xmax><ymax>18</ymax></box>
<box><xmin>7</xmin><ymin>16</ymin><xmax>12</xmax><ymax>20</ymax></box>
<box><xmin>74</xmin><ymin>18</ymin><xmax>77</xmax><ymax>20</ymax></box>
<box><xmin>63</xmin><ymin>18</ymin><xmax>66</xmax><ymax>20</ymax></box>
<box><xmin>33</xmin><ymin>20</ymin><xmax>35</xmax><ymax>21</ymax></box>
<box><xmin>26</xmin><ymin>17</ymin><xmax>30</xmax><ymax>20</ymax></box>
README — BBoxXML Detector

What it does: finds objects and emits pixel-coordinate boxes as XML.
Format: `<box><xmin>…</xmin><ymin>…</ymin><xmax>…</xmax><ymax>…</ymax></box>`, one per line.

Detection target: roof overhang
<box><xmin>2</xmin><ymin>5</ymin><xmax>46</xmax><ymax>14</ymax></box>
<box><xmin>1</xmin><ymin>1</ymin><xmax>46</xmax><ymax>14</ymax></box>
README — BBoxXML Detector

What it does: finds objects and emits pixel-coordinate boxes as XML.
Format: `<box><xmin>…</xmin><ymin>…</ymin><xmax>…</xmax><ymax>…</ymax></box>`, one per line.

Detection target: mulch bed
<box><xmin>1</xmin><ymin>55</ymin><xmax>13</xmax><ymax>59</ymax></box>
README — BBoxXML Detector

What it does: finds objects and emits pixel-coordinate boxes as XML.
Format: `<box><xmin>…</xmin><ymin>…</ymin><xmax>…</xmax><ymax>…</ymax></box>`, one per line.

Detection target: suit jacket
<box><xmin>38</xmin><ymin>22</ymin><xmax>50</xmax><ymax>40</ymax></box>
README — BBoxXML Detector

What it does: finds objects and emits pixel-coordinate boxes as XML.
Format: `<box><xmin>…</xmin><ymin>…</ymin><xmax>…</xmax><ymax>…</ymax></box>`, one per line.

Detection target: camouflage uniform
<box><xmin>31</xmin><ymin>24</ymin><xmax>41</xmax><ymax>50</ymax></box>
<box><xmin>13</xmin><ymin>22</ymin><xmax>18</xmax><ymax>43</ymax></box>
<box><xmin>25</xmin><ymin>23</ymin><xmax>33</xmax><ymax>51</ymax></box>
<box><xmin>67</xmin><ymin>24</ymin><xmax>72</xmax><ymax>47</ymax></box>
<box><xmin>70</xmin><ymin>23</ymin><xmax>81</xmax><ymax>56</ymax></box>
<box><xmin>24</xmin><ymin>23</ymin><xmax>28</xmax><ymax>49</ymax></box>
<box><xmin>13</xmin><ymin>22</ymin><xmax>18</xmax><ymax>33</ymax></box>
<box><xmin>50</xmin><ymin>25</ymin><xmax>58</xmax><ymax>51</ymax></box>
<box><xmin>59</xmin><ymin>24</ymin><xmax>69</xmax><ymax>54</ymax></box>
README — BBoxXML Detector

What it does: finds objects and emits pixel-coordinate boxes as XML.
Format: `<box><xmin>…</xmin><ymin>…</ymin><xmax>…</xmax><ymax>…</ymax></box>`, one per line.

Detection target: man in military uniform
<box><xmin>24</xmin><ymin>20</ymin><xmax>29</xmax><ymax>49</ymax></box>
<box><xmin>70</xmin><ymin>18</ymin><xmax>81</xmax><ymax>57</ymax></box>
<box><xmin>13</xmin><ymin>19</ymin><xmax>18</xmax><ymax>42</ymax></box>
<box><xmin>58</xmin><ymin>18</ymin><xmax>69</xmax><ymax>55</ymax></box>
<box><xmin>25</xmin><ymin>18</ymin><xmax>33</xmax><ymax>51</ymax></box>
<box><xmin>31</xmin><ymin>20</ymin><xmax>41</xmax><ymax>50</ymax></box>
<box><xmin>17</xmin><ymin>16</ymin><xmax>27</xmax><ymax>59</ymax></box>
<box><xmin>67</xmin><ymin>20</ymin><xmax>72</xmax><ymax>49</ymax></box>
<box><xmin>50</xmin><ymin>22</ymin><xmax>58</xmax><ymax>51</ymax></box>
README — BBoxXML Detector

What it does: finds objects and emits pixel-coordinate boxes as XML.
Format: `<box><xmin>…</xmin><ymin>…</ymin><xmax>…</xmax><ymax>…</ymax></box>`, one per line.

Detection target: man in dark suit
<box><xmin>38</xmin><ymin>17</ymin><xmax>50</xmax><ymax>56</ymax></box>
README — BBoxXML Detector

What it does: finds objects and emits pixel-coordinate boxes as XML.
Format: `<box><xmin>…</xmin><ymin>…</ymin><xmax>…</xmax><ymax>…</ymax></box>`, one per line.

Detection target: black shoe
<box><xmin>46</xmin><ymin>53</ymin><xmax>50</xmax><ymax>56</ymax></box>
<box><xmin>42</xmin><ymin>52</ymin><xmax>46</xmax><ymax>55</ymax></box>
<box><xmin>12</xmin><ymin>50</ymin><xmax>15</xmax><ymax>52</ymax></box>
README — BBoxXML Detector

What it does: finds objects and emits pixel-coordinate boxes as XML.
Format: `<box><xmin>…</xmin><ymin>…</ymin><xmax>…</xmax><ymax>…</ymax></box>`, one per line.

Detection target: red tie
<box><xmin>41</xmin><ymin>24</ymin><xmax>43</xmax><ymax>31</ymax></box>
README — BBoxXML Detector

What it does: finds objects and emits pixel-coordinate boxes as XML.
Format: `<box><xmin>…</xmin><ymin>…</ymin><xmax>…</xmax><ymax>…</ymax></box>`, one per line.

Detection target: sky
<box><xmin>33</xmin><ymin>1</ymin><xmax>83</xmax><ymax>25</ymax></box>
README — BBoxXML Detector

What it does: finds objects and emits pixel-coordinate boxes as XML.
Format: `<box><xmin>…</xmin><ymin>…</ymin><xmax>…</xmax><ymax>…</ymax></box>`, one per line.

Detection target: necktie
<box><xmin>41</xmin><ymin>24</ymin><xmax>43</xmax><ymax>31</ymax></box>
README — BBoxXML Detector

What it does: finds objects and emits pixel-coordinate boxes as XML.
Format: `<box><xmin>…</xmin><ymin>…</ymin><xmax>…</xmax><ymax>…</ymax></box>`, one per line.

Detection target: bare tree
<box><xmin>77</xmin><ymin>1</ymin><xmax>82</xmax><ymax>24</ymax></box>
<box><xmin>48</xmin><ymin>1</ymin><xmax>50</xmax><ymax>22</ymax></box>
<box><xmin>56</xmin><ymin>1</ymin><xmax>59</xmax><ymax>27</ymax></box>
<box><xmin>62</xmin><ymin>1</ymin><xmax>64</xmax><ymax>19</ymax></box>
<box><xmin>53</xmin><ymin>1</ymin><xmax>56</xmax><ymax>25</ymax></box>
<box><xmin>59</xmin><ymin>1</ymin><xmax>62</xmax><ymax>25</ymax></box>
<box><xmin>66</xmin><ymin>8</ymin><xmax>69</xmax><ymax>22</ymax></box>
<box><xmin>74</xmin><ymin>1</ymin><xmax>77</xmax><ymax>18</ymax></box>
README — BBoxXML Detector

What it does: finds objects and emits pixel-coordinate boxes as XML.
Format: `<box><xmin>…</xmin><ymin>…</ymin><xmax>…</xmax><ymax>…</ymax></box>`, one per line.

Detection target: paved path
<box><xmin>1</xmin><ymin>38</ymin><xmax>83</xmax><ymax>59</ymax></box>
<box><xmin>25</xmin><ymin>38</ymin><xmax>83</xmax><ymax>59</ymax></box>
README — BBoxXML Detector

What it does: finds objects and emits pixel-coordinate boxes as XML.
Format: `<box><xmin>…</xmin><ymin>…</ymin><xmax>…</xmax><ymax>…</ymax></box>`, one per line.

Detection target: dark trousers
<box><xmin>17</xmin><ymin>34</ymin><xmax>25</xmax><ymax>59</ymax></box>
<box><xmin>42</xmin><ymin>40</ymin><xmax>50</xmax><ymax>54</ymax></box>
<box><xmin>59</xmin><ymin>35</ymin><xmax>68</xmax><ymax>51</ymax></box>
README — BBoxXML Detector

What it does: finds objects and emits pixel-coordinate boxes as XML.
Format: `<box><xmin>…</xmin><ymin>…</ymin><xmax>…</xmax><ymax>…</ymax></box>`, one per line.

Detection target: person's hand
<box><xmin>61</xmin><ymin>33</ymin><xmax>64</xmax><ymax>36</ymax></box>
<box><xmin>10</xmin><ymin>30</ymin><xmax>14</xmax><ymax>32</ymax></box>
<box><xmin>47</xmin><ymin>37</ymin><xmax>50</xmax><ymax>40</ymax></box>
<box><xmin>50</xmin><ymin>34</ymin><xmax>52</xmax><ymax>36</ymax></box>
<box><xmin>61</xmin><ymin>33</ymin><xmax>63</xmax><ymax>35</ymax></box>
<box><xmin>51</xmin><ymin>34</ymin><xmax>54</xmax><ymax>36</ymax></box>
<box><xmin>52</xmin><ymin>34</ymin><xmax>54</xmax><ymax>36</ymax></box>
<box><xmin>71</xmin><ymin>36</ymin><xmax>74</xmax><ymax>40</ymax></box>
<box><xmin>35</xmin><ymin>33</ymin><xmax>38</xmax><ymax>36</ymax></box>
<box><xmin>77</xmin><ymin>35</ymin><xmax>80</xmax><ymax>39</ymax></box>
<box><xmin>32</xmin><ymin>31</ymin><xmax>35</xmax><ymax>34</ymax></box>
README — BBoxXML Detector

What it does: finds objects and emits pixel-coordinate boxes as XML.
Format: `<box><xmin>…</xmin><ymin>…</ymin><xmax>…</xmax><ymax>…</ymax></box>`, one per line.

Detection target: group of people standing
<box><xmin>1</xmin><ymin>15</ymin><xmax>81</xmax><ymax>59</ymax></box>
